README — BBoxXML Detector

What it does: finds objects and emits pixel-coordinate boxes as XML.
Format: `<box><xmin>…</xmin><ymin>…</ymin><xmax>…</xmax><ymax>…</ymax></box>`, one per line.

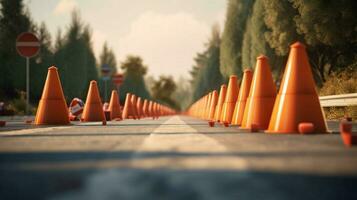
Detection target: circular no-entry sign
<box><xmin>16</xmin><ymin>32</ymin><xmax>40</xmax><ymax>58</ymax></box>
<box><xmin>113</xmin><ymin>74</ymin><xmax>124</xmax><ymax>86</ymax></box>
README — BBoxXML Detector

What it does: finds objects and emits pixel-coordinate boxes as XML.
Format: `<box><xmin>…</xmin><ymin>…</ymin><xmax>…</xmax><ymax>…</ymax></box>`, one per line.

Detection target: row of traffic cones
<box><xmin>34</xmin><ymin>67</ymin><xmax>175</xmax><ymax>125</ymax></box>
<box><xmin>186</xmin><ymin>42</ymin><xmax>328</xmax><ymax>134</ymax></box>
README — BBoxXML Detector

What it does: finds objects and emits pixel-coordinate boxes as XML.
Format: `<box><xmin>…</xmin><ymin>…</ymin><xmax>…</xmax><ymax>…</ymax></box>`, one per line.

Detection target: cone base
<box><xmin>82</xmin><ymin>103</ymin><xmax>106</xmax><ymax>122</ymax></box>
<box><xmin>35</xmin><ymin>99</ymin><xmax>70</xmax><ymax>125</ymax></box>
<box><xmin>241</xmin><ymin>96</ymin><xmax>276</xmax><ymax>130</ymax></box>
<box><xmin>267</xmin><ymin>94</ymin><xmax>327</xmax><ymax>134</ymax></box>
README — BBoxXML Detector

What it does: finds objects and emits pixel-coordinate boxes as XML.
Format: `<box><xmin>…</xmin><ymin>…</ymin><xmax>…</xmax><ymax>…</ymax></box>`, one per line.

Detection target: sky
<box><xmin>25</xmin><ymin>0</ymin><xmax>227</xmax><ymax>79</ymax></box>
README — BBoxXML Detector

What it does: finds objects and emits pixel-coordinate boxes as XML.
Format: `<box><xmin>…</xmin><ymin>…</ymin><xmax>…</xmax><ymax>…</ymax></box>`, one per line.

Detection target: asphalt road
<box><xmin>0</xmin><ymin>115</ymin><xmax>357</xmax><ymax>200</ymax></box>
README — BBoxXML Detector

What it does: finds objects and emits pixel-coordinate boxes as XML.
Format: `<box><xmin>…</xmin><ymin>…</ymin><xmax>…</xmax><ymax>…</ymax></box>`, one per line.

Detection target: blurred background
<box><xmin>0</xmin><ymin>0</ymin><xmax>356</xmax><ymax>118</ymax></box>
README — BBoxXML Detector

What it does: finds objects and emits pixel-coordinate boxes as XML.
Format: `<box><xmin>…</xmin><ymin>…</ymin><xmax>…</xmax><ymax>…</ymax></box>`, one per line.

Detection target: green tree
<box><xmin>98</xmin><ymin>42</ymin><xmax>117</xmax><ymax>101</ymax></box>
<box><xmin>151</xmin><ymin>75</ymin><xmax>179</xmax><ymax>110</ymax></box>
<box><xmin>191</xmin><ymin>25</ymin><xmax>224</xmax><ymax>102</ymax></box>
<box><xmin>119</xmin><ymin>55</ymin><xmax>150</xmax><ymax>102</ymax></box>
<box><xmin>220</xmin><ymin>0</ymin><xmax>255</xmax><ymax>78</ymax></box>
<box><xmin>53</xmin><ymin>11</ymin><xmax>98</xmax><ymax>100</ymax></box>
<box><xmin>242</xmin><ymin>0</ymin><xmax>284</xmax><ymax>80</ymax></box>
<box><xmin>30</xmin><ymin>22</ymin><xmax>54</xmax><ymax>103</ymax></box>
<box><xmin>291</xmin><ymin>0</ymin><xmax>357</xmax><ymax>83</ymax></box>
<box><xmin>0</xmin><ymin>0</ymin><xmax>34</xmax><ymax>98</ymax></box>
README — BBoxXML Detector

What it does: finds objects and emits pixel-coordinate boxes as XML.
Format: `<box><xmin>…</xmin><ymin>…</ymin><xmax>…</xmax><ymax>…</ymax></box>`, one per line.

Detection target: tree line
<box><xmin>0</xmin><ymin>0</ymin><xmax>153</xmax><ymax>112</ymax></box>
<box><xmin>189</xmin><ymin>0</ymin><xmax>357</xmax><ymax>104</ymax></box>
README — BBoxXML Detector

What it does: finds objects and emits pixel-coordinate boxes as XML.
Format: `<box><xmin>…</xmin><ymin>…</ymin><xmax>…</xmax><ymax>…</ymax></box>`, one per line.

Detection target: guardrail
<box><xmin>319</xmin><ymin>93</ymin><xmax>357</xmax><ymax>107</ymax></box>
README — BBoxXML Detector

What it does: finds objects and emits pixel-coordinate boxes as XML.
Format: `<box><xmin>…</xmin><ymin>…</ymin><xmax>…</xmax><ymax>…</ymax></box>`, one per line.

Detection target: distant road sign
<box><xmin>16</xmin><ymin>32</ymin><xmax>40</xmax><ymax>58</ymax></box>
<box><xmin>113</xmin><ymin>74</ymin><xmax>124</xmax><ymax>86</ymax></box>
<box><xmin>101</xmin><ymin>64</ymin><xmax>111</xmax><ymax>75</ymax></box>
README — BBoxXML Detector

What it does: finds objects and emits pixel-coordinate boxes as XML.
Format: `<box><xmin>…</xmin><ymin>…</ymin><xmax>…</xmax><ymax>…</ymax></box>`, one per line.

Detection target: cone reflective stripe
<box><xmin>221</xmin><ymin>75</ymin><xmax>239</xmax><ymax>124</ymax></box>
<box><xmin>82</xmin><ymin>80</ymin><xmax>106</xmax><ymax>122</ymax></box>
<box><xmin>232</xmin><ymin>69</ymin><xmax>253</xmax><ymax>125</ymax></box>
<box><xmin>241</xmin><ymin>55</ymin><xmax>276</xmax><ymax>130</ymax></box>
<box><xmin>108</xmin><ymin>90</ymin><xmax>121</xmax><ymax>120</ymax></box>
<box><xmin>35</xmin><ymin>66</ymin><xmax>70</xmax><ymax>125</ymax></box>
<box><xmin>122</xmin><ymin>93</ymin><xmax>132</xmax><ymax>119</ymax></box>
<box><xmin>208</xmin><ymin>90</ymin><xmax>218</xmax><ymax>121</ymax></box>
<box><xmin>214</xmin><ymin>84</ymin><xmax>227</xmax><ymax>122</ymax></box>
<box><xmin>267</xmin><ymin>42</ymin><xmax>327</xmax><ymax>133</ymax></box>
<box><xmin>136</xmin><ymin>97</ymin><xmax>142</xmax><ymax>119</ymax></box>
<box><xmin>142</xmin><ymin>99</ymin><xmax>149</xmax><ymax>117</ymax></box>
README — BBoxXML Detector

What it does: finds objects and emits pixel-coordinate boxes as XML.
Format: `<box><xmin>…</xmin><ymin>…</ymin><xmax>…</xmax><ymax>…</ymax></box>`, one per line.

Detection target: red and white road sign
<box><xmin>113</xmin><ymin>74</ymin><xmax>124</xmax><ymax>86</ymax></box>
<box><xmin>16</xmin><ymin>32</ymin><xmax>40</xmax><ymax>58</ymax></box>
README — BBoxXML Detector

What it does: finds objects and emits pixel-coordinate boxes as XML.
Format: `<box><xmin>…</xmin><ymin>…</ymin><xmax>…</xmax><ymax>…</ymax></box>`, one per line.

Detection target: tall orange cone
<box><xmin>241</xmin><ymin>55</ymin><xmax>276</xmax><ymax>130</ymax></box>
<box><xmin>221</xmin><ymin>75</ymin><xmax>239</xmax><ymax>125</ymax></box>
<box><xmin>231</xmin><ymin>69</ymin><xmax>253</xmax><ymax>126</ymax></box>
<box><xmin>122</xmin><ymin>93</ymin><xmax>132</xmax><ymax>119</ymax></box>
<box><xmin>208</xmin><ymin>90</ymin><xmax>218</xmax><ymax>127</ymax></box>
<box><xmin>82</xmin><ymin>80</ymin><xmax>106</xmax><ymax>122</ymax></box>
<box><xmin>35</xmin><ymin>66</ymin><xmax>69</xmax><ymax>125</ymax></box>
<box><xmin>214</xmin><ymin>84</ymin><xmax>227</xmax><ymax>122</ymax></box>
<box><xmin>267</xmin><ymin>42</ymin><xmax>327</xmax><ymax>133</ymax></box>
<box><xmin>205</xmin><ymin>92</ymin><xmax>212</xmax><ymax>120</ymax></box>
<box><xmin>108</xmin><ymin>90</ymin><xmax>121</xmax><ymax>120</ymax></box>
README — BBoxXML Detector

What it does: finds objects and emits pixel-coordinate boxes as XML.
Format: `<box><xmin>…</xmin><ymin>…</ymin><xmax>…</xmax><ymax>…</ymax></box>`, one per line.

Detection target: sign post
<box><xmin>16</xmin><ymin>32</ymin><xmax>40</xmax><ymax>114</ymax></box>
<box><xmin>101</xmin><ymin>64</ymin><xmax>111</xmax><ymax>102</ymax></box>
<box><xmin>112</xmin><ymin>73</ymin><xmax>124</xmax><ymax>97</ymax></box>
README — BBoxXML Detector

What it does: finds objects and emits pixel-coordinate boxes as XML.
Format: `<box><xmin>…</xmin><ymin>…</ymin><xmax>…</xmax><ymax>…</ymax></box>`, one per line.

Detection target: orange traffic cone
<box><xmin>208</xmin><ymin>90</ymin><xmax>218</xmax><ymax>127</ymax></box>
<box><xmin>267</xmin><ymin>42</ymin><xmax>327</xmax><ymax>133</ymax></box>
<box><xmin>131</xmin><ymin>94</ymin><xmax>138</xmax><ymax>119</ymax></box>
<box><xmin>214</xmin><ymin>84</ymin><xmax>227</xmax><ymax>122</ymax></box>
<box><xmin>82</xmin><ymin>80</ymin><xmax>106</xmax><ymax>122</ymax></box>
<box><xmin>122</xmin><ymin>93</ymin><xmax>132</xmax><ymax>119</ymax></box>
<box><xmin>231</xmin><ymin>69</ymin><xmax>253</xmax><ymax>126</ymax></box>
<box><xmin>142</xmin><ymin>99</ymin><xmax>149</xmax><ymax>118</ymax></box>
<box><xmin>136</xmin><ymin>97</ymin><xmax>143</xmax><ymax>119</ymax></box>
<box><xmin>108</xmin><ymin>90</ymin><xmax>122</xmax><ymax>120</ymax></box>
<box><xmin>241</xmin><ymin>55</ymin><xmax>277</xmax><ymax>130</ymax></box>
<box><xmin>221</xmin><ymin>75</ymin><xmax>239</xmax><ymax>126</ymax></box>
<box><xmin>205</xmin><ymin>92</ymin><xmax>212</xmax><ymax>120</ymax></box>
<box><xmin>35</xmin><ymin>66</ymin><xmax>70</xmax><ymax>125</ymax></box>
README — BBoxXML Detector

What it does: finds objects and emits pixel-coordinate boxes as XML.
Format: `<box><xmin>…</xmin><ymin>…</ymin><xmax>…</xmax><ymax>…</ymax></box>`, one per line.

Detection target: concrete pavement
<box><xmin>0</xmin><ymin>115</ymin><xmax>357</xmax><ymax>200</ymax></box>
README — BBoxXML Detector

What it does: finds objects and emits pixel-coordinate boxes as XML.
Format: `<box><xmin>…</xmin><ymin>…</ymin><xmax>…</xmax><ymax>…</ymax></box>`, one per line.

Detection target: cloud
<box><xmin>53</xmin><ymin>0</ymin><xmax>77</xmax><ymax>15</ymax></box>
<box><xmin>116</xmin><ymin>11</ymin><xmax>210</xmax><ymax>78</ymax></box>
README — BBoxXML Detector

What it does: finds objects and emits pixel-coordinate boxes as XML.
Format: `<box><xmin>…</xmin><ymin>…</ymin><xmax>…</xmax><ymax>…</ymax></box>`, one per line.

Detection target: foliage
<box><xmin>319</xmin><ymin>64</ymin><xmax>357</xmax><ymax>120</ymax></box>
<box><xmin>119</xmin><ymin>55</ymin><xmax>151</xmax><ymax>102</ymax></box>
<box><xmin>151</xmin><ymin>75</ymin><xmax>179</xmax><ymax>110</ymax></box>
<box><xmin>220</xmin><ymin>0</ymin><xmax>255</xmax><ymax>78</ymax></box>
<box><xmin>191</xmin><ymin>25</ymin><xmax>224</xmax><ymax>102</ymax></box>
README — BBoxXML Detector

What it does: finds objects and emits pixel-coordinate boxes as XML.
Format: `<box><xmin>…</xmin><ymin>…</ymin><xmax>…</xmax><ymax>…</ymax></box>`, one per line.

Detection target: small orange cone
<box><xmin>122</xmin><ymin>93</ymin><xmax>132</xmax><ymax>119</ymax></box>
<box><xmin>231</xmin><ymin>69</ymin><xmax>253</xmax><ymax>126</ymax></box>
<box><xmin>221</xmin><ymin>75</ymin><xmax>239</xmax><ymax>125</ymax></box>
<box><xmin>108</xmin><ymin>90</ymin><xmax>122</xmax><ymax>120</ymax></box>
<box><xmin>208</xmin><ymin>90</ymin><xmax>218</xmax><ymax>126</ymax></box>
<box><xmin>214</xmin><ymin>84</ymin><xmax>227</xmax><ymax>122</ymax></box>
<box><xmin>267</xmin><ymin>42</ymin><xmax>327</xmax><ymax>133</ymax></box>
<box><xmin>131</xmin><ymin>94</ymin><xmax>138</xmax><ymax>119</ymax></box>
<box><xmin>241</xmin><ymin>55</ymin><xmax>276</xmax><ymax>130</ymax></box>
<box><xmin>148</xmin><ymin>100</ymin><xmax>154</xmax><ymax>118</ymax></box>
<box><xmin>82</xmin><ymin>81</ymin><xmax>106</xmax><ymax>122</ymax></box>
<box><xmin>142</xmin><ymin>99</ymin><xmax>149</xmax><ymax>118</ymax></box>
<box><xmin>35</xmin><ymin>66</ymin><xmax>70</xmax><ymax>125</ymax></box>
<box><xmin>136</xmin><ymin>97</ymin><xmax>143</xmax><ymax>119</ymax></box>
<box><xmin>205</xmin><ymin>92</ymin><xmax>212</xmax><ymax>120</ymax></box>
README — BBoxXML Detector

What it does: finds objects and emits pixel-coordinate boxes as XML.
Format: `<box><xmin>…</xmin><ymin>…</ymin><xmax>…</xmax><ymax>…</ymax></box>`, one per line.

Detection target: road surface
<box><xmin>0</xmin><ymin>115</ymin><xmax>357</xmax><ymax>200</ymax></box>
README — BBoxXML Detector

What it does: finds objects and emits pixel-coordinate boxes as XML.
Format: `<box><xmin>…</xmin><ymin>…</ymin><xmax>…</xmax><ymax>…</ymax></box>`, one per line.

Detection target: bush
<box><xmin>319</xmin><ymin>65</ymin><xmax>357</xmax><ymax>120</ymax></box>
